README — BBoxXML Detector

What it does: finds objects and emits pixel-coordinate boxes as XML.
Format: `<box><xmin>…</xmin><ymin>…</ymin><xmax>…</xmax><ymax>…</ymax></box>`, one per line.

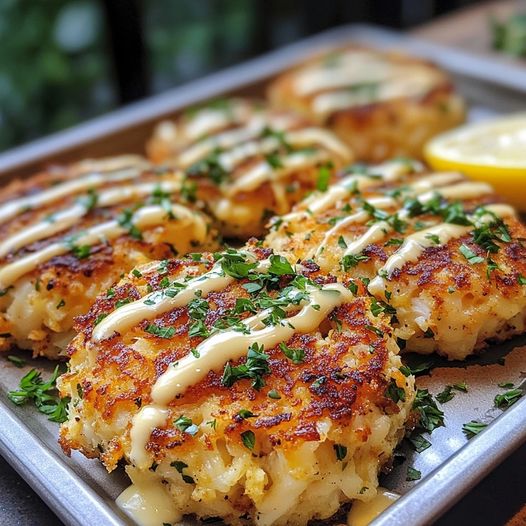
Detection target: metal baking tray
<box><xmin>0</xmin><ymin>23</ymin><xmax>525</xmax><ymax>526</ymax></box>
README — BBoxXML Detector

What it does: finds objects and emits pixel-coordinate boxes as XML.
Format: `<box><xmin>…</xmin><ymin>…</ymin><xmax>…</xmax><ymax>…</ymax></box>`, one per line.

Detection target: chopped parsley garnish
<box><xmin>241</xmin><ymin>430</ymin><xmax>255</xmax><ymax>450</ymax></box>
<box><xmin>7</xmin><ymin>355</ymin><xmax>26</xmax><ymax>368</ymax></box>
<box><xmin>337</xmin><ymin>236</ymin><xmax>348</xmax><ymax>249</ymax></box>
<box><xmin>187</xmin><ymin>292</ymin><xmax>210</xmax><ymax>338</ymax></box>
<box><xmin>145</xmin><ymin>323</ymin><xmax>176</xmax><ymax>339</ymax></box>
<box><xmin>70</xmin><ymin>244</ymin><xmax>91</xmax><ymax>259</ymax></box>
<box><xmin>462</xmin><ymin>420</ymin><xmax>487</xmax><ymax>439</ymax></box>
<box><xmin>78</xmin><ymin>188</ymin><xmax>98</xmax><ymax>211</ymax></box>
<box><xmin>8</xmin><ymin>366</ymin><xmax>69</xmax><ymax>423</ymax></box>
<box><xmin>265</xmin><ymin>152</ymin><xmax>283</xmax><ymax>169</ymax></box>
<box><xmin>407</xmin><ymin>433</ymin><xmax>431</xmax><ymax>453</ymax></box>
<box><xmin>221</xmin><ymin>343</ymin><xmax>270</xmax><ymax>390</ymax></box>
<box><xmin>186</xmin><ymin>148</ymin><xmax>228</xmax><ymax>185</ymax></box>
<box><xmin>436</xmin><ymin>382</ymin><xmax>468</xmax><ymax>404</ymax></box>
<box><xmin>385</xmin><ymin>379</ymin><xmax>405</xmax><ymax>403</ymax></box>
<box><xmin>316</xmin><ymin>162</ymin><xmax>332</xmax><ymax>192</ymax></box>
<box><xmin>279</xmin><ymin>342</ymin><xmax>305</xmax><ymax>364</ymax></box>
<box><xmin>385</xmin><ymin>238</ymin><xmax>404</xmax><ymax>247</ymax></box>
<box><xmin>459</xmin><ymin>244</ymin><xmax>485</xmax><ymax>264</ymax></box>
<box><xmin>170</xmin><ymin>460</ymin><xmax>195</xmax><ymax>484</ymax></box>
<box><xmin>413</xmin><ymin>389</ymin><xmax>445</xmax><ymax>433</ymax></box>
<box><xmin>237</xmin><ymin>409</ymin><xmax>257</xmax><ymax>419</ymax></box>
<box><xmin>333</xmin><ymin>444</ymin><xmax>347</xmax><ymax>461</ymax></box>
<box><xmin>267</xmin><ymin>254</ymin><xmax>294</xmax><ymax>276</ymax></box>
<box><xmin>117</xmin><ymin>209</ymin><xmax>142</xmax><ymax>240</ymax></box>
<box><xmin>341</xmin><ymin>253</ymin><xmax>369</xmax><ymax>271</ymax></box>
<box><xmin>370</xmin><ymin>298</ymin><xmax>396</xmax><ymax>317</ymax></box>
<box><xmin>115</xmin><ymin>298</ymin><xmax>132</xmax><ymax>309</ymax></box>
<box><xmin>494</xmin><ymin>388</ymin><xmax>522</xmax><ymax>408</ymax></box>
<box><xmin>406</xmin><ymin>466</ymin><xmax>422</xmax><ymax>481</ymax></box>
<box><xmin>425</xmin><ymin>233</ymin><xmax>440</xmax><ymax>245</ymax></box>
<box><xmin>174</xmin><ymin>415</ymin><xmax>199</xmax><ymax>435</ymax></box>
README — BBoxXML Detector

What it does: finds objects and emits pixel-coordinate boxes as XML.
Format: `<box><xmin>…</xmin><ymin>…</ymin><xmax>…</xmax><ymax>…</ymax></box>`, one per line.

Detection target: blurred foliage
<box><xmin>0</xmin><ymin>0</ymin><xmax>113</xmax><ymax>151</ymax></box>
<box><xmin>144</xmin><ymin>0</ymin><xmax>256</xmax><ymax>92</ymax></box>
<box><xmin>491</xmin><ymin>13</ymin><xmax>526</xmax><ymax>58</ymax></box>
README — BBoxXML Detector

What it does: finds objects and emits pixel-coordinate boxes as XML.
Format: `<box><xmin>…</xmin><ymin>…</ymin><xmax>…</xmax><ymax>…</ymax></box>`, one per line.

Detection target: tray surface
<box><xmin>0</xmin><ymin>24</ymin><xmax>525</xmax><ymax>526</ymax></box>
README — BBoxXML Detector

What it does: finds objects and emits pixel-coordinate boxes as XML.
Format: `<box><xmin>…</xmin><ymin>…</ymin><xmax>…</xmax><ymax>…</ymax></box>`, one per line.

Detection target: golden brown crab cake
<box><xmin>0</xmin><ymin>155</ymin><xmax>219</xmax><ymax>359</ymax></box>
<box><xmin>146</xmin><ymin>98</ymin><xmax>353</xmax><ymax>238</ymax></box>
<box><xmin>267</xmin><ymin>46</ymin><xmax>465</xmax><ymax>162</ymax></box>
<box><xmin>58</xmin><ymin>246</ymin><xmax>415</xmax><ymax>526</ymax></box>
<box><xmin>264</xmin><ymin>160</ymin><xmax>526</xmax><ymax>360</ymax></box>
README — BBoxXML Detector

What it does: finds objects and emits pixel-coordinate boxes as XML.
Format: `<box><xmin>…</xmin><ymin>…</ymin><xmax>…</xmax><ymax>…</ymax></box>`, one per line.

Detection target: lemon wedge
<box><xmin>424</xmin><ymin>113</ymin><xmax>526</xmax><ymax>210</ymax></box>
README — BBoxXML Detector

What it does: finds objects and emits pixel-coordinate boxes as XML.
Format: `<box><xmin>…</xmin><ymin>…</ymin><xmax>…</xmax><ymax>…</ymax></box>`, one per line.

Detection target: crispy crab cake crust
<box><xmin>267</xmin><ymin>46</ymin><xmax>465</xmax><ymax>162</ymax></box>
<box><xmin>146</xmin><ymin>98</ymin><xmax>353</xmax><ymax>238</ymax></box>
<box><xmin>0</xmin><ymin>156</ymin><xmax>219</xmax><ymax>358</ymax></box>
<box><xmin>264</xmin><ymin>163</ymin><xmax>526</xmax><ymax>359</ymax></box>
<box><xmin>59</xmin><ymin>247</ymin><xmax>414</xmax><ymax>525</ymax></box>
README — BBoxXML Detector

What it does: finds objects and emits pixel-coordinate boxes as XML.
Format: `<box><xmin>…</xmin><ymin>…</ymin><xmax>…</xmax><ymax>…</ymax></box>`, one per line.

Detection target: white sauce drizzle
<box><xmin>179</xmin><ymin>113</ymin><xmax>300</xmax><ymax>168</ymax></box>
<box><xmin>0</xmin><ymin>165</ymin><xmax>146</xmax><ymax>226</ymax></box>
<box><xmin>183</xmin><ymin>101</ymin><xmax>253</xmax><ymax>141</ymax></box>
<box><xmin>0</xmin><ymin>204</ymin><xmax>205</xmax><ymax>289</ymax></box>
<box><xmin>92</xmin><ymin>262</ymin><xmax>235</xmax><ymax>342</ymax></box>
<box><xmin>368</xmin><ymin>204</ymin><xmax>516</xmax><ymax>296</ymax></box>
<box><xmin>292</xmin><ymin>49</ymin><xmax>443</xmax><ymax>118</ymax></box>
<box><xmin>347</xmin><ymin>488</ymin><xmax>400</xmax><ymax>526</ymax></box>
<box><xmin>340</xmin><ymin>180</ymin><xmax>497</xmax><ymax>259</ymax></box>
<box><xmin>226</xmin><ymin>149</ymin><xmax>331</xmax><ymax>196</ymax></box>
<box><xmin>280</xmin><ymin>160</ymin><xmax>418</xmax><ymax>224</ymax></box>
<box><xmin>314</xmin><ymin>172</ymin><xmax>466</xmax><ymax>263</ymax></box>
<box><xmin>0</xmin><ymin>180</ymin><xmax>181</xmax><ymax>258</ymax></box>
<box><xmin>128</xmin><ymin>281</ymin><xmax>352</xmax><ymax>469</ymax></box>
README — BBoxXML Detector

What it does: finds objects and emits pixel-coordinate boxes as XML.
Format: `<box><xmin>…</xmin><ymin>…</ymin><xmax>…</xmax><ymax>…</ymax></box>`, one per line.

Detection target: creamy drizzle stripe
<box><xmin>342</xmin><ymin>180</ymin><xmax>495</xmax><ymax>258</ymax></box>
<box><xmin>315</xmin><ymin>173</ymin><xmax>466</xmax><ymax>263</ymax></box>
<box><xmin>368</xmin><ymin>204</ymin><xmax>516</xmax><ymax>296</ymax></box>
<box><xmin>226</xmin><ymin>150</ymin><xmax>330</xmax><ymax>196</ymax></box>
<box><xmin>183</xmin><ymin>102</ymin><xmax>253</xmax><ymax>141</ymax></box>
<box><xmin>0</xmin><ymin>204</ymin><xmax>205</xmax><ymax>289</ymax></box>
<box><xmin>129</xmin><ymin>282</ymin><xmax>352</xmax><ymax>469</ymax></box>
<box><xmin>0</xmin><ymin>181</ymin><xmax>181</xmax><ymax>258</ymax></box>
<box><xmin>0</xmin><ymin>165</ymin><xmax>147</xmax><ymax>226</ymax></box>
<box><xmin>280</xmin><ymin>160</ymin><xmax>419</xmax><ymax>224</ymax></box>
<box><xmin>179</xmin><ymin>113</ymin><xmax>300</xmax><ymax>167</ymax></box>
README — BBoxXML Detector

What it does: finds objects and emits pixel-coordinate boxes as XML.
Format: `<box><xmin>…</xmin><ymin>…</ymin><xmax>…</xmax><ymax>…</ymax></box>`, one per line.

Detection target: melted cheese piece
<box><xmin>127</xmin><ymin>281</ymin><xmax>352</xmax><ymax>469</ymax></box>
<box><xmin>347</xmin><ymin>488</ymin><xmax>399</xmax><ymax>526</ymax></box>
<box><xmin>116</xmin><ymin>480</ymin><xmax>182</xmax><ymax>526</ymax></box>
<box><xmin>0</xmin><ymin>164</ymin><xmax>147</xmax><ymax>226</ymax></box>
<box><xmin>368</xmin><ymin>204</ymin><xmax>516</xmax><ymax>296</ymax></box>
<box><xmin>0</xmin><ymin>204</ymin><xmax>205</xmax><ymax>289</ymax></box>
<box><xmin>0</xmin><ymin>180</ymin><xmax>181</xmax><ymax>258</ymax></box>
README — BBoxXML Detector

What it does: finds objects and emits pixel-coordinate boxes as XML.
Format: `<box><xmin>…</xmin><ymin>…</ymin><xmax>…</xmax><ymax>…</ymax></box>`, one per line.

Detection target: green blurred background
<box><xmin>0</xmin><ymin>0</ymin><xmax>482</xmax><ymax>152</ymax></box>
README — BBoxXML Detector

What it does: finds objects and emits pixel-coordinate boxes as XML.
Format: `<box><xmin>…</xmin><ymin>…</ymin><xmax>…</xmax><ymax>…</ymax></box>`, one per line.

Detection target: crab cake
<box><xmin>58</xmin><ymin>246</ymin><xmax>414</xmax><ymax>526</ymax></box>
<box><xmin>146</xmin><ymin>98</ymin><xmax>353</xmax><ymax>238</ymax></box>
<box><xmin>267</xmin><ymin>46</ymin><xmax>465</xmax><ymax>162</ymax></box>
<box><xmin>265</xmin><ymin>159</ymin><xmax>526</xmax><ymax>360</ymax></box>
<box><xmin>0</xmin><ymin>155</ymin><xmax>218</xmax><ymax>359</ymax></box>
